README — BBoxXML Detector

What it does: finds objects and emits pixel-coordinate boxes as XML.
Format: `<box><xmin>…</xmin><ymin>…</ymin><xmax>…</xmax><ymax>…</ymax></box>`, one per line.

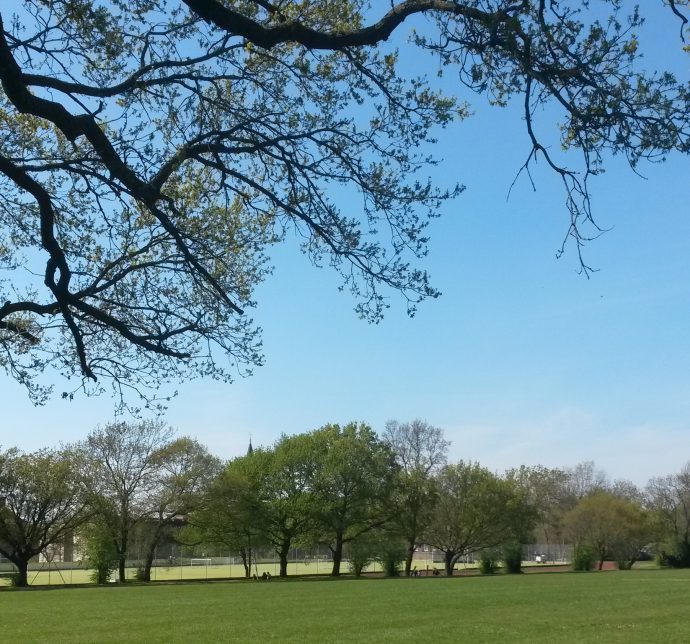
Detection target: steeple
<box><xmin>247</xmin><ymin>435</ymin><xmax>253</xmax><ymax>455</ymax></box>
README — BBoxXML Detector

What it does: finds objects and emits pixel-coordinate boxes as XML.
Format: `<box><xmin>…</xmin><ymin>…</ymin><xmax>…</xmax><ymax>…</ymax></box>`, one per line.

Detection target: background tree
<box><xmin>383</xmin><ymin>418</ymin><xmax>448</xmax><ymax>576</ymax></box>
<box><xmin>257</xmin><ymin>434</ymin><xmax>319</xmax><ymax>577</ymax></box>
<box><xmin>564</xmin><ymin>492</ymin><xmax>653</xmax><ymax>571</ymax></box>
<box><xmin>647</xmin><ymin>464</ymin><xmax>690</xmax><ymax>568</ymax></box>
<box><xmin>1</xmin><ymin>1</ymin><xmax>688</xmax><ymax>407</ymax></box>
<box><xmin>85</xmin><ymin>420</ymin><xmax>173</xmax><ymax>582</ymax></box>
<box><xmin>609</xmin><ymin>503</ymin><xmax>657</xmax><ymax>571</ymax></box>
<box><xmin>0</xmin><ymin>446</ymin><xmax>89</xmax><ymax>586</ymax></box>
<box><xmin>188</xmin><ymin>457</ymin><xmax>265</xmax><ymax>578</ymax></box>
<box><xmin>308</xmin><ymin>423</ymin><xmax>396</xmax><ymax>576</ymax></box>
<box><xmin>563</xmin><ymin>462</ymin><xmax>610</xmax><ymax>502</ymax></box>
<box><xmin>345</xmin><ymin>534</ymin><xmax>378</xmax><ymax>578</ymax></box>
<box><xmin>425</xmin><ymin>461</ymin><xmax>529</xmax><ymax>576</ymax></box>
<box><xmin>137</xmin><ymin>437</ymin><xmax>220</xmax><ymax>582</ymax></box>
<box><xmin>81</xmin><ymin>515</ymin><xmax>119</xmax><ymax>584</ymax></box>
<box><xmin>497</xmin><ymin>476</ymin><xmax>537</xmax><ymax>574</ymax></box>
<box><xmin>507</xmin><ymin>464</ymin><xmax>578</xmax><ymax>557</ymax></box>
<box><xmin>610</xmin><ymin>479</ymin><xmax>645</xmax><ymax>505</ymax></box>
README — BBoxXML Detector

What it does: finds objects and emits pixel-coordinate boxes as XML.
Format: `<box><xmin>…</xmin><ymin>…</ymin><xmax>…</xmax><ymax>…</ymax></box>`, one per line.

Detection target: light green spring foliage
<box><xmin>563</xmin><ymin>492</ymin><xmax>655</xmax><ymax>570</ymax></box>
<box><xmin>0</xmin><ymin>1</ymin><xmax>688</xmax><ymax>409</ymax></box>
<box><xmin>0</xmin><ymin>446</ymin><xmax>89</xmax><ymax>585</ymax></box>
<box><xmin>0</xmin><ymin>0</ymin><xmax>459</xmax><ymax>408</ymax></box>
<box><xmin>424</xmin><ymin>461</ymin><xmax>535</xmax><ymax>570</ymax></box>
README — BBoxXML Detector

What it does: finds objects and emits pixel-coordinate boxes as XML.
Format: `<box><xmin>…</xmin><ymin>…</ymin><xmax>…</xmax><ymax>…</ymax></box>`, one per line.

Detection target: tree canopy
<box><xmin>0</xmin><ymin>446</ymin><xmax>90</xmax><ymax>586</ymax></box>
<box><xmin>1</xmin><ymin>1</ymin><xmax>688</xmax><ymax>407</ymax></box>
<box><xmin>425</xmin><ymin>460</ymin><xmax>532</xmax><ymax>575</ymax></box>
<box><xmin>83</xmin><ymin>419</ymin><xmax>175</xmax><ymax>581</ymax></box>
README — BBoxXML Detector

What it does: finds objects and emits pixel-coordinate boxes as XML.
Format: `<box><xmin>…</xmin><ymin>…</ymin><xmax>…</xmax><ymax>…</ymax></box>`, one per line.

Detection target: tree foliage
<box><xmin>506</xmin><ymin>464</ymin><xmax>572</xmax><ymax>547</ymax></box>
<box><xmin>383</xmin><ymin>418</ymin><xmax>448</xmax><ymax>576</ymax></box>
<box><xmin>0</xmin><ymin>1</ymin><xmax>688</xmax><ymax>407</ymax></box>
<box><xmin>137</xmin><ymin>437</ymin><xmax>220</xmax><ymax>581</ymax></box>
<box><xmin>84</xmin><ymin>419</ymin><xmax>174</xmax><ymax>582</ymax></box>
<box><xmin>256</xmin><ymin>433</ymin><xmax>320</xmax><ymax>577</ymax></box>
<box><xmin>197</xmin><ymin>435</ymin><xmax>318</xmax><ymax>577</ymax></box>
<box><xmin>307</xmin><ymin>422</ymin><xmax>396</xmax><ymax>576</ymax></box>
<box><xmin>648</xmin><ymin>464</ymin><xmax>690</xmax><ymax>568</ymax></box>
<box><xmin>0</xmin><ymin>446</ymin><xmax>89</xmax><ymax>586</ymax></box>
<box><xmin>564</xmin><ymin>491</ymin><xmax>654</xmax><ymax>571</ymax></box>
<box><xmin>424</xmin><ymin>461</ymin><xmax>532</xmax><ymax>576</ymax></box>
<box><xmin>188</xmin><ymin>453</ymin><xmax>268</xmax><ymax>577</ymax></box>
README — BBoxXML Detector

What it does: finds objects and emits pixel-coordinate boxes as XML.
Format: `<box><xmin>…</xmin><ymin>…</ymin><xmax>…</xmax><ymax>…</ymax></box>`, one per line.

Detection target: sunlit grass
<box><xmin>3</xmin><ymin>568</ymin><xmax>690</xmax><ymax>643</ymax></box>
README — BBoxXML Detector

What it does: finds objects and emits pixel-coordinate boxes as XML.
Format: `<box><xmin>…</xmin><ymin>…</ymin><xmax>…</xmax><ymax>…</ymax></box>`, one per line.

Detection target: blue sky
<box><xmin>2</xmin><ymin>4</ymin><xmax>689</xmax><ymax>485</ymax></box>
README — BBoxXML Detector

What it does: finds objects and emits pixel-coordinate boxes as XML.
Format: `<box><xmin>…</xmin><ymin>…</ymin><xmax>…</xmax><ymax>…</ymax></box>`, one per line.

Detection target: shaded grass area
<box><xmin>0</xmin><ymin>560</ymin><xmax>575</xmax><ymax>588</ymax></box>
<box><xmin>0</xmin><ymin>561</ymin><xmax>391</xmax><ymax>587</ymax></box>
<box><xmin>3</xmin><ymin>569</ymin><xmax>690</xmax><ymax>643</ymax></box>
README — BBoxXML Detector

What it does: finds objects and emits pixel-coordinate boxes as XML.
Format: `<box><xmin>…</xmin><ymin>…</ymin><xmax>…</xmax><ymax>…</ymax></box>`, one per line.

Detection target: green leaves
<box><xmin>1</xmin><ymin>1</ymin><xmax>688</xmax><ymax>406</ymax></box>
<box><xmin>0</xmin><ymin>445</ymin><xmax>90</xmax><ymax>585</ymax></box>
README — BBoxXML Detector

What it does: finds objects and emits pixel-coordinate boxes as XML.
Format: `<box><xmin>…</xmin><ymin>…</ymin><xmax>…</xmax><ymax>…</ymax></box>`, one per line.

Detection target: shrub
<box><xmin>90</xmin><ymin>559</ymin><xmax>115</xmax><ymax>585</ymax></box>
<box><xmin>616</xmin><ymin>558</ymin><xmax>634</xmax><ymax>570</ymax></box>
<box><xmin>347</xmin><ymin>540</ymin><xmax>375</xmax><ymax>577</ymax></box>
<box><xmin>502</xmin><ymin>542</ymin><xmax>523</xmax><ymax>574</ymax></box>
<box><xmin>479</xmin><ymin>550</ymin><xmax>500</xmax><ymax>574</ymax></box>
<box><xmin>657</xmin><ymin>541</ymin><xmax>690</xmax><ymax>568</ymax></box>
<box><xmin>572</xmin><ymin>544</ymin><xmax>596</xmax><ymax>571</ymax></box>
<box><xmin>8</xmin><ymin>571</ymin><xmax>23</xmax><ymax>587</ymax></box>
<box><xmin>82</xmin><ymin>521</ymin><xmax>118</xmax><ymax>584</ymax></box>
<box><xmin>375</xmin><ymin>540</ymin><xmax>407</xmax><ymax>577</ymax></box>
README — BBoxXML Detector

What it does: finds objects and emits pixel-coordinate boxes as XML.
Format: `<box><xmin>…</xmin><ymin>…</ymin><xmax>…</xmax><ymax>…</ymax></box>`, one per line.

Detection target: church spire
<box><xmin>247</xmin><ymin>435</ymin><xmax>253</xmax><ymax>455</ymax></box>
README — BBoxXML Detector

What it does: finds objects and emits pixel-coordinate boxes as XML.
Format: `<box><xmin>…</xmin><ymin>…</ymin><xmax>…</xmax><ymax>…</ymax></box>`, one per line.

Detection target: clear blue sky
<box><xmin>2</xmin><ymin>5</ymin><xmax>689</xmax><ymax>486</ymax></box>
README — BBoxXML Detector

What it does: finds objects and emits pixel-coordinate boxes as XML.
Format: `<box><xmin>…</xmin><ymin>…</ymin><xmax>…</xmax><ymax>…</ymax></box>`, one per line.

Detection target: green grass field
<box><xmin>3</xmin><ymin>568</ymin><xmax>690</xmax><ymax>643</ymax></box>
<box><xmin>0</xmin><ymin>560</ymin><xmax>396</xmax><ymax>586</ymax></box>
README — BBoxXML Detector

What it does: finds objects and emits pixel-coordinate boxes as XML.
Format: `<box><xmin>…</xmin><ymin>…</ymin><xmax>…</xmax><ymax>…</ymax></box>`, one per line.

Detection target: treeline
<box><xmin>1</xmin><ymin>419</ymin><xmax>689</xmax><ymax>587</ymax></box>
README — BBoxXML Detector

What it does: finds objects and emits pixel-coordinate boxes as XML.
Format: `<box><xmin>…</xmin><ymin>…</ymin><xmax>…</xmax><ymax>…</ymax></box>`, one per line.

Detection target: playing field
<box><xmin>3</xmin><ymin>568</ymin><xmax>690</xmax><ymax>643</ymax></box>
<box><xmin>0</xmin><ymin>560</ymin><xmax>395</xmax><ymax>586</ymax></box>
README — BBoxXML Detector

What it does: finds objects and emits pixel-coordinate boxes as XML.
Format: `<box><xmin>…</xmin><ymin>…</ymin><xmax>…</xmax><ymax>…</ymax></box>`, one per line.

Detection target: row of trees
<box><xmin>0</xmin><ymin>421</ymin><xmax>218</xmax><ymax>586</ymax></box>
<box><xmin>2</xmin><ymin>420</ymin><xmax>690</xmax><ymax>586</ymax></box>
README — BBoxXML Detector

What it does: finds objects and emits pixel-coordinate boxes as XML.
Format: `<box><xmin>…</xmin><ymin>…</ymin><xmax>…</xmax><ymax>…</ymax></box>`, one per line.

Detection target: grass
<box><xmin>0</xmin><ymin>560</ymin><xmax>394</xmax><ymax>587</ymax></box>
<box><xmin>3</xmin><ymin>568</ymin><xmax>690</xmax><ymax>643</ymax></box>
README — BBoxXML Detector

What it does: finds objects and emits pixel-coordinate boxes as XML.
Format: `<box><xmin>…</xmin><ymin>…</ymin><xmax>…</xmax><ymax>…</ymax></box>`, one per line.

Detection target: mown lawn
<box><xmin>0</xmin><ymin>560</ymin><xmax>395</xmax><ymax>587</ymax></box>
<box><xmin>2</xmin><ymin>569</ymin><xmax>690</xmax><ymax>643</ymax></box>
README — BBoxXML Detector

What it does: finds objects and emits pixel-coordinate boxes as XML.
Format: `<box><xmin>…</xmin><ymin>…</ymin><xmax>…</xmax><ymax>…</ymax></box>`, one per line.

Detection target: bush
<box><xmin>502</xmin><ymin>542</ymin><xmax>523</xmax><ymax>574</ymax></box>
<box><xmin>616</xmin><ymin>558</ymin><xmax>634</xmax><ymax>571</ymax></box>
<box><xmin>572</xmin><ymin>544</ymin><xmax>596</xmax><ymax>571</ymax></box>
<box><xmin>479</xmin><ymin>550</ymin><xmax>499</xmax><ymax>574</ymax></box>
<box><xmin>375</xmin><ymin>540</ymin><xmax>407</xmax><ymax>577</ymax></box>
<box><xmin>346</xmin><ymin>540</ymin><xmax>375</xmax><ymax>577</ymax></box>
<box><xmin>8</xmin><ymin>571</ymin><xmax>23</xmax><ymax>587</ymax></box>
<box><xmin>83</xmin><ymin>521</ymin><xmax>118</xmax><ymax>584</ymax></box>
<box><xmin>657</xmin><ymin>541</ymin><xmax>690</xmax><ymax>568</ymax></box>
<box><xmin>90</xmin><ymin>559</ymin><xmax>116</xmax><ymax>585</ymax></box>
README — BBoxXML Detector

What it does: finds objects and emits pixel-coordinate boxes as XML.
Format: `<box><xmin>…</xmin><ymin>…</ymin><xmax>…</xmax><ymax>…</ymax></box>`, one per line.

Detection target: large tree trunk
<box><xmin>141</xmin><ymin>526</ymin><xmax>164</xmax><ymax>582</ymax></box>
<box><xmin>239</xmin><ymin>548</ymin><xmax>251</xmax><ymax>578</ymax></box>
<box><xmin>331</xmin><ymin>534</ymin><xmax>343</xmax><ymax>576</ymax></box>
<box><xmin>118</xmin><ymin>519</ymin><xmax>128</xmax><ymax>582</ymax></box>
<box><xmin>11</xmin><ymin>556</ymin><xmax>29</xmax><ymax>587</ymax></box>
<box><xmin>142</xmin><ymin>549</ymin><xmax>155</xmax><ymax>582</ymax></box>
<box><xmin>404</xmin><ymin>542</ymin><xmax>415</xmax><ymax>577</ymax></box>
<box><xmin>118</xmin><ymin>555</ymin><xmax>126</xmax><ymax>583</ymax></box>
<box><xmin>444</xmin><ymin>550</ymin><xmax>456</xmax><ymax>576</ymax></box>
<box><xmin>597</xmin><ymin>546</ymin><xmax>606</xmax><ymax>571</ymax></box>
<box><xmin>278</xmin><ymin>538</ymin><xmax>290</xmax><ymax>578</ymax></box>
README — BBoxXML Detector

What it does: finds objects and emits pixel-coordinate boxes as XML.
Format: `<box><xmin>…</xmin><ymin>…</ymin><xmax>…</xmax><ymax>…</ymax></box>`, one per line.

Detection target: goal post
<box><xmin>190</xmin><ymin>558</ymin><xmax>212</xmax><ymax>567</ymax></box>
